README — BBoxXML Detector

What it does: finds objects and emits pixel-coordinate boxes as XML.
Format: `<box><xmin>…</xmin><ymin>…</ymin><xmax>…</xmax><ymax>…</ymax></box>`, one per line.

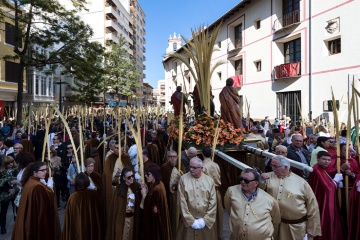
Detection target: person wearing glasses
<box><xmin>141</xmin><ymin>163</ymin><xmax>172</xmax><ymax>240</ymax></box>
<box><xmin>12</xmin><ymin>161</ymin><xmax>60</xmax><ymax>240</ymax></box>
<box><xmin>260</xmin><ymin>155</ymin><xmax>321</xmax><ymax>240</ymax></box>
<box><xmin>160</xmin><ymin>150</ymin><xmax>186</xmax><ymax>239</ymax></box>
<box><xmin>224</xmin><ymin>168</ymin><xmax>280</xmax><ymax>239</ymax></box>
<box><xmin>176</xmin><ymin>157</ymin><xmax>217</xmax><ymax>240</ymax></box>
<box><xmin>107</xmin><ymin>167</ymin><xmax>142</xmax><ymax>240</ymax></box>
<box><xmin>62</xmin><ymin>173</ymin><xmax>102</xmax><ymax>240</ymax></box>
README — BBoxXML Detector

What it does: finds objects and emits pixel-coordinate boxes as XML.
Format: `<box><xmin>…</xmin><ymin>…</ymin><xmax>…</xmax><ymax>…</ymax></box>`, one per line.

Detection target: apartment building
<box><xmin>153</xmin><ymin>80</ymin><xmax>166</xmax><ymax>107</ymax></box>
<box><xmin>0</xmin><ymin>6</ymin><xmax>25</xmax><ymax>118</ymax></box>
<box><xmin>163</xmin><ymin>0</ymin><xmax>360</xmax><ymax>123</ymax></box>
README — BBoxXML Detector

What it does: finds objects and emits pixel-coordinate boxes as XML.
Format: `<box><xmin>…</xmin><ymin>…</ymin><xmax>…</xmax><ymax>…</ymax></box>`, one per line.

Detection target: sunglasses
<box><xmin>126</xmin><ymin>175</ymin><xmax>134</xmax><ymax>180</ymax></box>
<box><xmin>238</xmin><ymin>176</ymin><xmax>257</xmax><ymax>184</ymax></box>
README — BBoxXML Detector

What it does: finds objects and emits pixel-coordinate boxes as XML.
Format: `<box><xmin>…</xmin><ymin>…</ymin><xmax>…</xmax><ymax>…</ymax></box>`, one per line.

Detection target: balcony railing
<box><xmin>274</xmin><ymin>62</ymin><xmax>301</xmax><ymax>79</ymax></box>
<box><xmin>273</xmin><ymin>10</ymin><xmax>300</xmax><ymax>33</ymax></box>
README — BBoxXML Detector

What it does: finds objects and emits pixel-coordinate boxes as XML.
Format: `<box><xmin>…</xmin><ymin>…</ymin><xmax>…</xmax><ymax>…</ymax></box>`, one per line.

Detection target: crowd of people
<box><xmin>0</xmin><ymin>113</ymin><xmax>360</xmax><ymax>240</ymax></box>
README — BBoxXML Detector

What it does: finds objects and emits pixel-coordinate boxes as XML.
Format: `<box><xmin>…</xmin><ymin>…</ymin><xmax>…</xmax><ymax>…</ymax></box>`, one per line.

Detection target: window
<box><xmin>173</xmin><ymin>42</ymin><xmax>177</xmax><ymax>52</ymax></box>
<box><xmin>283</xmin><ymin>0</ymin><xmax>300</xmax><ymax>27</ymax></box>
<box><xmin>5</xmin><ymin>22</ymin><xmax>22</xmax><ymax>46</ymax></box>
<box><xmin>35</xmin><ymin>76</ymin><xmax>39</xmax><ymax>95</ymax></box>
<box><xmin>235</xmin><ymin>59</ymin><xmax>243</xmax><ymax>75</ymax></box>
<box><xmin>217</xmin><ymin>41</ymin><xmax>221</xmax><ymax>48</ymax></box>
<box><xmin>255</xmin><ymin>20</ymin><xmax>261</xmax><ymax>29</ymax></box>
<box><xmin>5</xmin><ymin>61</ymin><xmax>21</xmax><ymax>83</ymax></box>
<box><xmin>41</xmin><ymin>77</ymin><xmax>46</xmax><ymax>96</ymax></box>
<box><xmin>284</xmin><ymin>38</ymin><xmax>301</xmax><ymax>63</ymax></box>
<box><xmin>328</xmin><ymin>38</ymin><xmax>341</xmax><ymax>55</ymax></box>
<box><xmin>234</xmin><ymin>24</ymin><xmax>243</xmax><ymax>49</ymax></box>
<box><xmin>27</xmin><ymin>76</ymin><xmax>33</xmax><ymax>95</ymax></box>
<box><xmin>277</xmin><ymin>91</ymin><xmax>301</xmax><ymax>122</ymax></box>
<box><xmin>217</xmin><ymin>72</ymin><xmax>222</xmax><ymax>80</ymax></box>
<box><xmin>254</xmin><ymin>60</ymin><xmax>261</xmax><ymax>72</ymax></box>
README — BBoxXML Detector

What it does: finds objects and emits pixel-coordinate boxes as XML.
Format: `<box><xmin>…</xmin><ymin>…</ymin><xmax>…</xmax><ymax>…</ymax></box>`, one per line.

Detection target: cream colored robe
<box><xmin>176</xmin><ymin>172</ymin><xmax>217</xmax><ymax>240</ymax></box>
<box><xmin>262</xmin><ymin>172</ymin><xmax>321</xmax><ymax>240</ymax></box>
<box><xmin>224</xmin><ymin>186</ymin><xmax>280</xmax><ymax>240</ymax></box>
<box><xmin>202</xmin><ymin>158</ymin><xmax>223</xmax><ymax>238</ymax></box>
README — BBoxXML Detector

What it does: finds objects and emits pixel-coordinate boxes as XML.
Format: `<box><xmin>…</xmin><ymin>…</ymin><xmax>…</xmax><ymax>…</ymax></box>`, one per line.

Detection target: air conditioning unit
<box><xmin>323</xmin><ymin>100</ymin><xmax>339</xmax><ymax>111</ymax></box>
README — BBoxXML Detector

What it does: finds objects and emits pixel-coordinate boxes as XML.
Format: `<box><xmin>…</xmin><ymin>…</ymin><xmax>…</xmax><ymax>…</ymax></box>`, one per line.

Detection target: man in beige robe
<box><xmin>161</xmin><ymin>150</ymin><xmax>186</xmax><ymax>239</ymax></box>
<box><xmin>201</xmin><ymin>147</ymin><xmax>223</xmax><ymax>239</ymax></box>
<box><xmin>224</xmin><ymin>168</ymin><xmax>281</xmax><ymax>240</ymax></box>
<box><xmin>176</xmin><ymin>157</ymin><xmax>217</xmax><ymax>240</ymax></box>
<box><xmin>260</xmin><ymin>155</ymin><xmax>321</xmax><ymax>240</ymax></box>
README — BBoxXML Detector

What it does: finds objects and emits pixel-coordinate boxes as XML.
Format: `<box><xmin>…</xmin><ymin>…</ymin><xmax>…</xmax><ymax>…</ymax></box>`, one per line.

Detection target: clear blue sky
<box><xmin>139</xmin><ymin>0</ymin><xmax>242</xmax><ymax>89</ymax></box>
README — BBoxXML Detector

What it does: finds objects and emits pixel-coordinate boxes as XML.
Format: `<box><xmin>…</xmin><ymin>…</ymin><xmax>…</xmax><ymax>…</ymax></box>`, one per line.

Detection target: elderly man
<box><xmin>176</xmin><ymin>157</ymin><xmax>217</xmax><ymax>240</ymax></box>
<box><xmin>260</xmin><ymin>156</ymin><xmax>321</xmax><ymax>240</ymax></box>
<box><xmin>161</xmin><ymin>150</ymin><xmax>186</xmax><ymax>239</ymax></box>
<box><xmin>266</xmin><ymin>145</ymin><xmax>288</xmax><ymax>172</ymax></box>
<box><xmin>181</xmin><ymin>147</ymin><xmax>198</xmax><ymax>172</ymax></box>
<box><xmin>201</xmin><ymin>147</ymin><xmax>223</xmax><ymax>239</ymax></box>
<box><xmin>286</xmin><ymin>134</ymin><xmax>310</xmax><ymax>178</ymax></box>
<box><xmin>225</xmin><ymin>168</ymin><xmax>280</xmax><ymax>239</ymax></box>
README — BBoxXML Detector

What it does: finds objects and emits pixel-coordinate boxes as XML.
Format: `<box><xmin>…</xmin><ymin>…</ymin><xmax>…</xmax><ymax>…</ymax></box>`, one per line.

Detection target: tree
<box><xmin>66</xmin><ymin>41</ymin><xmax>106</xmax><ymax>104</ymax></box>
<box><xmin>169</xmin><ymin>24</ymin><xmax>224</xmax><ymax>116</ymax></box>
<box><xmin>103</xmin><ymin>37</ymin><xmax>141</xmax><ymax>106</ymax></box>
<box><xmin>0</xmin><ymin>0</ymin><xmax>100</xmax><ymax>123</ymax></box>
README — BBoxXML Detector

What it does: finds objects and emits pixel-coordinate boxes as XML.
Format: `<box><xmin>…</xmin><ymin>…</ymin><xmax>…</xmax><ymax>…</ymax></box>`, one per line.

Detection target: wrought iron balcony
<box><xmin>273</xmin><ymin>10</ymin><xmax>300</xmax><ymax>33</ymax></box>
<box><xmin>274</xmin><ymin>62</ymin><xmax>301</xmax><ymax>79</ymax></box>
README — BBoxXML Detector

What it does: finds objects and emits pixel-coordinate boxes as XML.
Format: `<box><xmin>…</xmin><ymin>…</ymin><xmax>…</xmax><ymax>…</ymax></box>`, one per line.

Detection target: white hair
<box><xmin>272</xmin><ymin>155</ymin><xmax>290</xmax><ymax>168</ymax></box>
<box><xmin>190</xmin><ymin>157</ymin><xmax>203</xmax><ymax>167</ymax></box>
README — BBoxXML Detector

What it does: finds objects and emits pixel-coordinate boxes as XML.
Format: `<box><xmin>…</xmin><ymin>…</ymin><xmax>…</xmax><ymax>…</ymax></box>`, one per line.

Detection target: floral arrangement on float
<box><xmin>167</xmin><ymin>113</ymin><xmax>245</xmax><ymax>150</ymax></box>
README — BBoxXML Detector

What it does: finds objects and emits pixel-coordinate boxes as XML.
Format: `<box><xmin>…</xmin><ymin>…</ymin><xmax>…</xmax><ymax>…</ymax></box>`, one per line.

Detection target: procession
<box><xmin>1</xmin><ymin>0</ymin><xmax>360</xmax><ymax>240</ymax></box>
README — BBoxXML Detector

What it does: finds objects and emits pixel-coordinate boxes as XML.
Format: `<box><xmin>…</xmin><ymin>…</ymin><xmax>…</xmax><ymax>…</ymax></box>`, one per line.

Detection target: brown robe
<box><xmin>102</xmin><ymin>152</ymin><xmax>132</xmax><ymax>227</ymax></box>
<box><xmin>12</xmin><ymin>176</ymin><xmax>61</xmax><ymax>240</ymax></box>
<box><xmin>84</xmin><ymin>138</ymin><xmax>100</xmax><ymax>159</ymax></box>
<box><xmin>161</xmin><ymin>161</ymin><xmax>186</xmax><ymax>238</ymax></box>
<box><xmin>62</xmin><ymin>189</ymin><xmax>102</xmax><ymax>240</ymax></box>
<box><xmin>20</xmin><ymin>139</ymin><xmax>34</xmax><ymax>156</ymax></box>
<box><xmin>144</xmin><ymin>181</ymin><xmax>172</xmax><ymax>240</ymax></box>
<box><xmin>106</xmin><ymin>182</ymin><xmax>142</xmax><ymax>240</ymax></box>
<box><xmin>92</xmin><ymin>155</ymin><xmax>102</xmax><ymax>174</ymax></box>
<box><xmin>146</xmin><ymin>143</ymin><xmax>161</xmax><ymax>166</ymax></box>
<box><xmin>219</xmin><ymin>85</ymin><xmax>242</xmax><ymax>129</ymax></box>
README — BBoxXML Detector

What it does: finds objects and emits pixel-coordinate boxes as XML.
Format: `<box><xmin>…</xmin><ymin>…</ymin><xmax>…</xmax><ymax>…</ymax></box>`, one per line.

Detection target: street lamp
<box><xmin>54</xmin><ymin>72</ymin><xmax>68</xmax><ymax>113</ymax></box>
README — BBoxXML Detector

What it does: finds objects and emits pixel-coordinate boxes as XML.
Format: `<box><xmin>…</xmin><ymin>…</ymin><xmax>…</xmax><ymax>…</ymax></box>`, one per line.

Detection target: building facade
<box><xmin>163</xmin><ymin>0</ymin><xmax>360</xmax><ymax>123</ymax></box>
<box><xmin>0</xmin><ymin>6</ymin><xmax>25</xmax><ymax>118</ymax></box>
<box><xmin>153</xmin><ymin>80</ymin><xmax>166</xmax><ymax>107</ymax></box>
<box><xmin>75</xmin><ymin>0</ymin><xmax>146</xmax><ymax>106</ymax></box>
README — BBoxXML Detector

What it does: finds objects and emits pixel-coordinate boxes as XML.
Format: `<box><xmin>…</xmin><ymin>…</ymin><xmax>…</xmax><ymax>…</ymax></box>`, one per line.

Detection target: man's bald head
<box><xmin>186</xmin><ymin>147</ymin><xmax>198</xmax><ymax>159</ymax></box>
<box><xmin>275</xmin><ymin>145</ymin><xmax>287</xmax><ymax>157</ymax></box>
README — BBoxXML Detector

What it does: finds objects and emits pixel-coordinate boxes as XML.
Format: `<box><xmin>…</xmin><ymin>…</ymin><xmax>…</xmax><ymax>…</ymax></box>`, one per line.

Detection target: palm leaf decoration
<box><xmin>169</xmin><ymin>24</ymin><xmax>224</xmax><ymax>116</ymax></box>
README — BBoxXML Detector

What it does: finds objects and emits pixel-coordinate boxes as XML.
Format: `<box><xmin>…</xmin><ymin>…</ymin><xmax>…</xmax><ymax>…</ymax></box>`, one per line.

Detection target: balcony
<box><xmin>143</xmin><ymin>46</ymin><xmax>146</xmax><ymax>53</ymax></box>
<box><xmin>143</xmin><ymin>56</ymin><xmax>146</xmax><ymax>61</ymax></box>
<box><xmin>143</xmin><ymin>64</ymin><xmax>146</xmax><ymax>70</ymax></box>
<box><xmin>142</xmin><ymin>37</ymin><xmax>146</xmax><ymax>44</ymax></box>
<box><xmin>143</xmin><ymin>73</ymin><xmax>146</xmax><ymax>78</ymax></box>
<box><xmin>105</xmin><ymin>19</ymin><xmax>118</xmax><ymax>33</ymax></box>
<box><xmin>106</xmin><ymin>32</ymin><xmax>118</xmax><ymax>43</ymax></box>
<box><xmin>274</xmin><ymin>62</ymin><xmax>301</xmax><ymax>79</ymax></box>
<box><xmin>106</xmin><ymin>0</ymin><xmax>116</xmax><ymax>8</ymax></box>
<box><xmin>105</xmin><ymin>6</ymin><xmax>117</xmax><ymax>20</ymax></box>
<box><xmin>273</xmin><ymin>10</ymin><xmax>300</xmax><ymax>33</ymax></box>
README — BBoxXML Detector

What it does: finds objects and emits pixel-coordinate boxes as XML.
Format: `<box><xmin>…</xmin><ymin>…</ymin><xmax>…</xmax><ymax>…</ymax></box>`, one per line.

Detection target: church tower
<box><xmin>166</xmin><ymin>32</ymin><xmax>182</xmax><ymax>54</ymax></box>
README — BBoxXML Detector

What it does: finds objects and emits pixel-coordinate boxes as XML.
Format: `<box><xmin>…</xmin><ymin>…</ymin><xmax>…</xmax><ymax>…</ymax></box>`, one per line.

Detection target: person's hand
<box><xmin>341</xmin><ymin>163</ymin><xmax>350</xmax><ymax>171</ymax></box>
<box><xmin>10</xmin><ymin>180</ymin><xmax>19</xmax><ymax>185</ymax></box>
<box><xmin>261</xmin><ymin>173</ymin><xmax>269</xmax><ymax>180</ymax></box>
<box><xmin>333</xmin><ymin>173</ymin><xmax>343</xmax><ymax>183</ymax></box>
<box><xmin>115</xmin><ymin>168</ymin><xmax>122</xmax><ymax>177</ymax></box>
<box><xmin>47</xmin><ymin>177</ymin><xmax>54</xmax><ymax>189</ymax></box>
<box><xmin>140</xmin><ymin>183</ymin><xmax>148</xmax><ymax>197</ymax></box>
<box><xmin>197</xmin><ymin>218</ymin><xmax>205</xmax><ymax>229</ymax></box>
<box><xmin>8</xmin><ymin>189</ymin><xmax>16</xmax><ymax>196</ymax></box>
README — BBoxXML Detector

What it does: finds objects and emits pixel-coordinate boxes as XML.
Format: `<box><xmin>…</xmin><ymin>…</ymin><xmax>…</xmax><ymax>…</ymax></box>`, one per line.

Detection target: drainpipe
<box><xmin>308</xmin><ymin>0</ymin><xmax>312</xmax><ymax>121</ymax></box>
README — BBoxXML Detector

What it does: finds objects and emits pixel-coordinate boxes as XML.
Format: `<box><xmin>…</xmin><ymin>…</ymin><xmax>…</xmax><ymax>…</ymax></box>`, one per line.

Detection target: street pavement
<box><xmin>1</xmin><ymin>200</ymin><xmax>231</xmax><ymax>240</ymax></box>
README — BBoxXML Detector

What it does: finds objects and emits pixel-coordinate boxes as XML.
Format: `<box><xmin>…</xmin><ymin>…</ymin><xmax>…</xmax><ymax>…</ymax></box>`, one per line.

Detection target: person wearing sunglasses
<box><xmin>141</xmin><ymin>163</ymin><xmax>171</xmax><ymax>240</ymax></box>
<box><xmin>177</xmin><ymin>157</ymin><xmax>217</xmax><ymax>240</ymax></box>
<box><xmin>63</xmin><ymin>173</ymin><xmax>102</xmax><ymax>239</ymax></box>
<box><xmin>260</xmin><ymin>155</ymin><xmax>321</xmax><ymax>240</ymax></box>
<box><xmin>107</xmin><ymin>167</ymin><xmax>142</xmax><ymax>240</ymax></box>
<box><xmin>12</xmin><ymin>161</ymin><xmax>60</xmax><ymax>239</ymax></box>
<box><xmin>224</xmin><ymin>168</ymin><xmax>280</xmax><ymax>239</ymax></box>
